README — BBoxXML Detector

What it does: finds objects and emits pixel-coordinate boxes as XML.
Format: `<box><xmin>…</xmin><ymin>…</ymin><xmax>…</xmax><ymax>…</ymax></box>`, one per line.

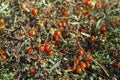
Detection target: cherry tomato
<box><xmin>44</xmin><ymin>44</ymin><xmax>50</xmax><ymax>52</ymax></box>
<box><xmin>27</xmin><ymin>48</ymin><xmax>34</xmax><ymax>55</ymax></box>
<box><xmin>80</xmin><ymin>62</ymin><xmax>87</xmax><ymax>69</ymax></box>
<box><xmin>58</xmin><ymin>22</ymin><xmax>64</xmax><ymax>27</ymax></box>
<box><xmin>47</xmin><ymin>50</ymin><xmax>55</xmax><ymax>56</ymax></box>
<box><xmin>74</xmin><ymin>59</ymin><xmax>79</xmax><ymax>65</ymax></box>
<box><xmin>62</xmin><ymin>10</ymin><xmax>67</xmax><ymax>16</ymax></box>
<box><xmin>78</xmin><ymin>49</ymin><xmax>84</xmax><ymax>56</ymax></box>
<box><xmin>100</xmin><ymin>26</ymin><xmax>106</xmax><ymax>33</ymax></box>
<box><xmin>1</xmin><ymin>55</ymin><xmax>7</xmax><ymax>61</ymax></box>
<box><xmin>75</xmin><ymin>67</ymin><xmax>82</xmax><ymax>74</ymax></box>
<box><xmin>55</xmin><ymin>30</ymin><xmax>62</xmax><ymax>37</ymax></box>
<box><xmin>39</xmin><ymin>45</ymin><xmax>45</xmax><ymax>52</ymax></box>
<box><xmin>21</xmin><ymin>4</ymin><xmax>26</xmax><ymax>9</ymax></box>
<box><xmin>84</xmin><ymin>0</ymin><xmax>91</xmax><ymax>6</ymax></box>
<box><xmin>32</xmin><ymin>8</ymin><xmax>38</xmax><ymax>16</ymax></box>
<box><xmin>28</xmin><ymin>29</ymin><xmax>36</xmax><ymax>37</ymax></box>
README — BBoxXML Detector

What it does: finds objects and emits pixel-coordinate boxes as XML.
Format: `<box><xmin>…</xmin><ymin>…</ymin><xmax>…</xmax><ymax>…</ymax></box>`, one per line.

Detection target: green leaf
<box><xmin>49</xmin><ymin>60</ymin><xmax>61</xmax><ymax>72</ymax></box>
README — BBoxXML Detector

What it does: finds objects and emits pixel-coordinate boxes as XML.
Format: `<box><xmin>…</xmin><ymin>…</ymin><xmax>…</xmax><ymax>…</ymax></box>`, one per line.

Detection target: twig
<box><xmin>92</xmin><ymin>59</ymin><xmax>110</xmax><ymax>77</ymax></box>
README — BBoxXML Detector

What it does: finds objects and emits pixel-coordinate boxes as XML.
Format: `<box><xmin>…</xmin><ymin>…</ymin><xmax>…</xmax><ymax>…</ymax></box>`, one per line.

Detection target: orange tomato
<box><xmin>78</xmin><ymin>49</ymin><xmax>84</xmax><ymax>56</ymax></box>
<box><xmin>0</xmin><ymin>24</ymin><xmax>6</xmax><ymax>29</ymax></box>
<box><xmin>80</xmin><ymin>62</ymin><xmax>87</xmax><ymax>69</ymax></box>
<box><xmin>0</xmin><ymin>49</ymin><xmax>5</xmax><ymax>54</ymax></box>
<box><xmin>58</xmin><ymin>22</ymin><xmax>64</xmax><ymax>27</ymax></box>
<box><xmin>39</xmin><ymin>45</ymin><xmax>45</xmax><ymax>52</ymax></box>
<box><xmin>28</xmin><ymin>29</ymin><xmax>36</xmax><ymax>37</ymax></box>
<box><xmin>74</xmin><ymin>59</ymin><xmax>79</xmax><ymax>65</ymax></box>
<box><xmin>1</xmin><ymin>55</ymin><xmax>7</xmax><ymax>61</ymax></box>
<box><xmin>32</xmin><ymin>8</ymin><xmax>38</xmax><ymax>16</ymax></box>
<box><xmin>62</xmin><ymin>10</ymin><xmax>67</xmax><ymax>16</ymax></box>
<box><xmin>75</xmin><ymin>67</ymin><xmax>82</xmax><ymax>74</ymax></box>
<box><xmin>47</xmin><ymin>50</ymin><xmax>55</xmax><ymax>56</ymax></box>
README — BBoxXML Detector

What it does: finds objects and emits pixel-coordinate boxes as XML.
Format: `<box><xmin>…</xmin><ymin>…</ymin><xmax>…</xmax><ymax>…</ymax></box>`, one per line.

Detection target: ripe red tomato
<box><xmin>44</xmin><ymin>44</ymin><xmax>50</xmax><ymax>52</ymax></box>
<box><xmin>100</xmin><ymin>26</ymin><xmax>106</xmax><ymax>33</ymax></box>
<box><xmin>27</xmin><ymin>48</ymin><xmax>34</xmax><ymax>55</ymax></box>
<box><xmin>32</xmin><ymin>8</ymin><xmax>38</xmax><ymax>16</ymax></box>
<box><xmin>114</xmin><ymin>62</ymin><xmax>120</xmax><ymax>69</ymax></box>
<box><xmin>78</xmin><ymin>49</ymin><xmax>84</xmax><ymax>56</ymax></box>
<box><xmin>55</xmin><ymin>30</ymin><xmax>62</xmax><ymax>37</ymax></box>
